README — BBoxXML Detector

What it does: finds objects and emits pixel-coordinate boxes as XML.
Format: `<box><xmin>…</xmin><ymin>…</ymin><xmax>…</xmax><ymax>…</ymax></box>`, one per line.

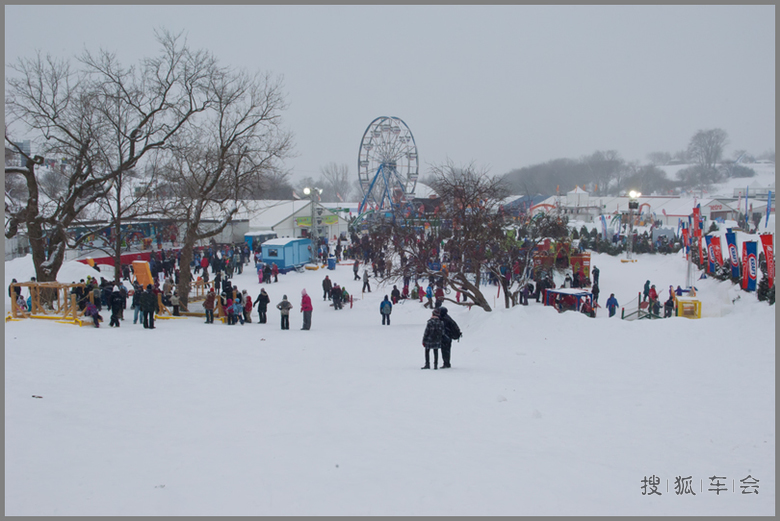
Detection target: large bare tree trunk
<box><xmin>176</xmin><ymin>226</ymin><xmax>198</xmax><ymax>310</ymax></box>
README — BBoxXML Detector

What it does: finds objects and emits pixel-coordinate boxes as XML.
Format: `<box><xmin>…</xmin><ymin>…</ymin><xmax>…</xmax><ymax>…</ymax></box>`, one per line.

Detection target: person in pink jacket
<box><xmin>300</xmin><ymin>288</ymin><xmax>313</xmax><ymax>330</ymax></box>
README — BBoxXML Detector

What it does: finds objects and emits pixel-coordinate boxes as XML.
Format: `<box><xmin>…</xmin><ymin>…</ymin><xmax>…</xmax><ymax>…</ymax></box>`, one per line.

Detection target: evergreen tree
<box><xmin>756</xmin><ymin>252</ymin><xmax>775</xmax><ymax>304</ymax></box>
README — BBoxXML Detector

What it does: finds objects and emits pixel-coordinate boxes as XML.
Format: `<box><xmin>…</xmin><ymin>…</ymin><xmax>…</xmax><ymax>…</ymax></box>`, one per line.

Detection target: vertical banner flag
<box><xmin>760</xmin><ymin>233</ymin><xmax>774</xmax><ymax>288</ymax></box>
<box><xmin>681</xmin><ymin>224</ymin><xmax>689</xmax><ymax>258</ymax></box>
<box><xmin>692</xmin><ymin>206</ymin><xmax>702</xmax><ymax>238</ymax></box>
<box><xmin>766</xmin><ymin>191</ymin><xmax>773</xmax><ymax>228</ymax></box>
<box><xmin>742</xmin><ymin>242</ymin><xmax>749</xmax><ymax>289</ymax></box>
<box><xmin>711</xmin><ymin>236</ymin><xmax>723</xmax><ymax>267</ymax></box>
<box><xmin>600</xmin><ymin>214</ymin><xmax>608</xmax><ymax>240</ymax></box>
<box><xmin>743</xmin><ymin>241</ymin><xmax>758</xmax><ymax>291</ymax></box>
<box><xmin>725</xmin><ymin>231</ymin><xmax>740</xmax><ymax>279</ymax></box>
<box><xmin>698</xmin><ymin>237</ymin><xmax>705</xmax><ymax>269</ymax></box>
<box><xmin>704</xmin><ymin>235</ymin><xmax>715</xmax><ymax>273</ymax></box>
<box><xmin>745</xmin><ymin>186</ymin><xmax>750</xmax><ymax>226</ymax></box>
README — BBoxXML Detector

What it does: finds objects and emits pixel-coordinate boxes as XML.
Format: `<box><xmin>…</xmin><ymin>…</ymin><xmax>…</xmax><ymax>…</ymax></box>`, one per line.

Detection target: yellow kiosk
<box><xmin>674</xmin><ymin>295</ymin><xmax>702</xmax><ymax>319</ymax></box>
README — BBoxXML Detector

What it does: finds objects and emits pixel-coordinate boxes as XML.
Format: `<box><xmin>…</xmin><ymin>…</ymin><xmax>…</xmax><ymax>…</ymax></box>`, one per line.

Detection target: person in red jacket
<box><xmin>300</xmin><ymin>288</ymin><xmax>313</xmax><ymax>330</ymax></box>
<box><xmin>648</xmin><ymin>284</ymin><xmax>659</xmax><ymax>305</ymax></box>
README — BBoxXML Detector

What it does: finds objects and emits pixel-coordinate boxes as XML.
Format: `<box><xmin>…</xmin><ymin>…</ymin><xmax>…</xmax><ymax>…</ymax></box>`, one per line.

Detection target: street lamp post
<box><xmin>303</xmin><ymin>186</ymin><xmax>323</xmax><ymax>260</ymax></box>
<box><xmin>626</xmin><ymin>190</ymin><xmax>640</xmax><ymax>262</ymax></box>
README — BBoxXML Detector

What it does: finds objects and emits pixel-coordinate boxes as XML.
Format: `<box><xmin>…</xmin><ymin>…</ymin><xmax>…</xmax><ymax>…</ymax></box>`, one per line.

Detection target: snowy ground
<box><xmin>4</xmin><ymin>250</ymin><xmax>775</xmax><ymax>516</ymax></box>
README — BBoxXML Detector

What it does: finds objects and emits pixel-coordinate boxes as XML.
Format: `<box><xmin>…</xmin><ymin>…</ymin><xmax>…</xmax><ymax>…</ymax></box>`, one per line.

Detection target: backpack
<box><xmin>445</xmin><ymin>317</ymin><xmax>462</xmax><ymax>340</ymax></box>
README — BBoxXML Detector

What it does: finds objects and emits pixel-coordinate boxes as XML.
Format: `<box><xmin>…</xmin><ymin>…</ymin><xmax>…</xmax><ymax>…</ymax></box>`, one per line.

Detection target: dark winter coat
<box><xmin>380</xmin><ymin>299</ymin><xmax>392</xmax><ymax>315</ymax></box>
<box><xmin>255</xmin><ymin>292</ymin><xmax>270</xmax><ymax>311</ymax></box>
<box><xmin>140</xmin><ymin>289</ymin><xmax>157</xmax><ymax>313</ymax></box>
<box><xmin>110</xmin><ymin>290</ymin><xmax>124</xmax><ymax>312</ymax></box>
<box><xmin>203</xmin><ymin>292</ymin><xmax>216</xmax><ymax>311</ymax></box>
<box><xmin>439</xmin><ymin>313</ymin><xmax>461</xmax><ymax>348</ymax></box>
<box><xmin>422</xmin><ymin>316</ymin><xmax>445</xmax><ymax>350</ymax></box>
<box><xmin>323</xmin><ymin>277</ymin><xmax>333</xmax><ymax>293</ymax></box>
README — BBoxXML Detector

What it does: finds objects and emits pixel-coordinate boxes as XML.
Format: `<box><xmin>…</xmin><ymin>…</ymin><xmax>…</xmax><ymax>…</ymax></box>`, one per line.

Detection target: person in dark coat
<box><xmin>591</xmin><ymin>282</ymin><xmax>600</xmax><ymax>306</ymax></box>
<box><xmin>255</xmin><ymin>288</ymin><xmax>270</xmax><ymax>323</ymax></box>
<box><xmin>140</xmin><ymin>284</ymin><xmax>157</xmax><ymax>329</ymax></box>
<box><xmin>131</xmin><ymin>283</ymin><xmax>143</xmax><ymax>324</ymax></box>
<box><xmin>390</xmin><ymin>285</ymin><xmax>401</xmax><ymax>304</ymax></box>
<box><xmin>322</xmin><ymin>275</ymin><xmax>333</xmax><ymax>301</ymax></box>
<box><xmin>101</xmin><ymin>283</ymin><xmax>113</xmax><ymax>310</ymax></box>
<box><xmin>591</xmin><ymin>266</ymin><xmax>600</xmax><ymax>285</ymax></box>
<box><xmin>663</xmin><ymin>295</ymin><xmax>675</xmax><ymax>318</ymax></box>
<box><xmin>438</xmin><ymin>306</ymin><xmax>461</xmax><ymax>369</ymax></box>
<box><xmin>108</xmin><ymin>286</ymin><xmax>124</xmax><ymax>327</ymax></box>
<box><xmin>421</xmin><ymin>308</ymin><xmax>445</xmax><ymax>370</ymax></box>
<box><xmin>263</xmin><ymin>264</ymin><xmax>272</xmax><ymax>285</ymax></box>
<box><xmin>8</xmin><ymin>279</ymin><xmax>22</xmax><ymax>301</ymax></box>
<box><xmin>331</xmin><ymin>284</ymin><xmax>343</xmax><ymax>310</ymax></box>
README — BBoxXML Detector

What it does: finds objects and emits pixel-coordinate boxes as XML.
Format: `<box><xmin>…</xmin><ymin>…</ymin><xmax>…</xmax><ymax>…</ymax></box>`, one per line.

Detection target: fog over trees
<box><xmin>501</xmin><ymin>128</ymin><xmax>773</xmax><ymax>197</ymax></box>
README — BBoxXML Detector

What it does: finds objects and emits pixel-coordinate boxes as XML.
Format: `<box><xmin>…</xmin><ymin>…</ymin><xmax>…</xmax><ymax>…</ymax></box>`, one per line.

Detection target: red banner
<box><xmin>742</xmin><ymin>242</ymin><xmax>749</xmax><ymax>289</ymax></box>
<box><xmin>760</xmin><ymin>233</ymin><xmax>775</xmax><ymax>288</ymax></box>
<box><xmin>693</xmin><ymin>207</ymin><xmax>702</xmax><ymax>238</ymax></box>
<box><xmin>711</xmin><ymin>236</ymin><xmax>723</xmax><ymax>266</ymax></box>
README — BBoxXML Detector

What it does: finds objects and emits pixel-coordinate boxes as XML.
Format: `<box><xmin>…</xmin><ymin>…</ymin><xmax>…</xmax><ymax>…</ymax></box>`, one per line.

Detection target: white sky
<box><xmin>4</xmin><ymin>5</ymin><xmax>775</xmax><ymax>182</ymax></box>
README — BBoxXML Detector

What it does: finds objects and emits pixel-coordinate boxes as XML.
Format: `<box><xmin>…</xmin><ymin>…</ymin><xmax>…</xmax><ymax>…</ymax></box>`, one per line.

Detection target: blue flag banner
<box><xmin>725</xmin><ymin>231</ymin><xmax>740</xmax><ymax>279</ymax></box>
<box><xmin>766</xmin><ymin>191</ymin><xmax>773</xmax><ymax>228</ymax></box>
<box><xmin>744</xmin><ymin>241</ymin><xmax>758</xmax><ymax>291</ymax></box>
<box><xmin>704</xmin><ymin>235</ymin><xmax>715</xmax><ymax>273</ymax></box>
<box><xmin>600</xmin><ymin>214</ymin><xmax>608</xmax><ymax>240</ymax></box>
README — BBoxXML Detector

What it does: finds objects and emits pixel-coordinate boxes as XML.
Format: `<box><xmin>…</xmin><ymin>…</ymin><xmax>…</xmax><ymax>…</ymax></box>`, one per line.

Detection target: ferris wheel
<box><xmin>357</xmin><ymin>116</ymin><xmax>419</xmax><ymax>215</ymax></box>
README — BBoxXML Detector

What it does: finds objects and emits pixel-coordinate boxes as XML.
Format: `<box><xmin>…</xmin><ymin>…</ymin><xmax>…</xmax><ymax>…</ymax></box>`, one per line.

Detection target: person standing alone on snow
<box><xmin>277</xmin><ymin>295</ymin><xmax>292</xmax><ymax>330</ymax></box>
<box><xmin>322</xmin><ymin>275</ymin><xmax>332</xmax><ymax>301</ymax></box>
<box><xmin>300</xmin><ymin>289</ymin><xmax>313</xmax><ymax>330</ymax></box>
<box><xmin>362</xmin><ymin>269</ymin><xmax>371</xmax><ymax>293</ymax></box>
<box><xmin>380</xmin><ymin>295</ymin><xmax>392</xmax><ymax>325</ymax></box>
<box><xmin>421</xmin><ymin>308</ymin><xmax>445</xmax><ymax>370</ymax></box>
<box><xmin>606</xmin><ymin>293</ymin><xmax>619</xmax><ymax>317</ymax></box>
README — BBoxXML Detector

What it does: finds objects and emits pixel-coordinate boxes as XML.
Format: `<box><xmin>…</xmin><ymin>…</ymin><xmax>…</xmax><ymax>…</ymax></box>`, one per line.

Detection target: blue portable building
<box><xmin>261</xmin><ymin>237</ymin><xmax>312</xmax><ymax>272</ymax></box>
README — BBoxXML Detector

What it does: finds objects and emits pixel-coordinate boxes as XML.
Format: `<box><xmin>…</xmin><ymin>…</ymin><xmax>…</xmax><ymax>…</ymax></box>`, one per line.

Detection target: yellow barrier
<box><xmin>675</xmin><ymin>296</ymin><xmax>702</xmax><ymax>319</ymax></box>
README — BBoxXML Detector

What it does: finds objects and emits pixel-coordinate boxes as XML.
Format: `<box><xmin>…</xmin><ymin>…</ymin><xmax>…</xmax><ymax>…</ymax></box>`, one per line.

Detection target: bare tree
<box><xmin>582</xmin><ymin>150</ymin><xmax>623</xmax><ymax>195</ymax></box>
<box><xmin>154</xmin><ymin>68</ymin><xmax>293</xmax><ymax>309</ymax></box>
<box><xmin>504</xmin><ymin>212</ymin><xmax>570</xmax><ymax>307</ymax></box>
<box><xmin>688</xmin><ymin>128</ymin><xmax>728</xmax><ymax>171</ymax></box>
<box><xmin>5</xmin><ymin>30</ymin><xmax>215</xmax><ymax>283</ymax></box>
<box><xmin>319</xmin><ymin>162</ymin><xmax>352</xmax><ymax>202</ymax></box>
<box><xmin>382</xmin><ymin>161</ymin><xmax>509</xmax><ymax>312</ymax></box>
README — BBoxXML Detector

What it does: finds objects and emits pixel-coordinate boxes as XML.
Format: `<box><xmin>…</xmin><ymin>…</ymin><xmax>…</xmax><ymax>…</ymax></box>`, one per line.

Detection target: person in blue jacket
<box><xmin>606</xmin><ymin>293</ymin><xmax>619</xmax><ymax>317</ymax></box>
<box><xmin>380</xmin><ymin>295</ymin><xmax>392</xmax><ymax>325</ymax></box>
